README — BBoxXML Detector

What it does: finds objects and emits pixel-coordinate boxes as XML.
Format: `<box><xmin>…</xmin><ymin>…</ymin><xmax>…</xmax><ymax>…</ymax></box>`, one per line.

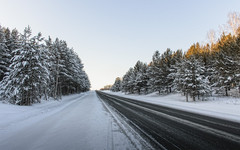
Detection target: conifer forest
<box><xmin>0</xmin><ymin>26</ymin><xmax>90</xmax><ymax>105</ymax></box>
<box><xmin>1</xmin><ymin>2</ymin><xmax>240</xmax><ymax>149</ymax></box>
<box><xmin>109</xmin><ymin>12</ymin><xmax>240</xmax><ymax>101</ymax></box>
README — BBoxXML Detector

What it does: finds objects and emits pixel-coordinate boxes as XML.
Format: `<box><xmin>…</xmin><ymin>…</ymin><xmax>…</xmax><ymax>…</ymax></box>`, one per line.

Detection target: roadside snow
<box><xmin>0</xmin><ymin>91</ymin><xmax>138</xmax><ymax>150</ymax></box>
<box><xmin>0</xmin><ymin>93</ymin><xmax>88</xmax><ymax>141</ymax></box>
<box><xmin>103</xmin><ymin>91</ymin><xmax>240</xmax><ymax>123</ymax></box>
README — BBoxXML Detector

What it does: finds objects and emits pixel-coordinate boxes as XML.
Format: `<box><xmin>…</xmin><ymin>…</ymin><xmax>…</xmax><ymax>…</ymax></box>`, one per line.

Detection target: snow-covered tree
<box><xmin>110</xmin><ymin>77</ymin><xmax>122</xmax><ymax>92</ymax></box>
<box><xmin>0</xmin><ymin>26</ymin><xmax>11</xmax><ymax>81</ymax></box>
<box><xmin>235</xmin><ymin>33</ymin><xmax>240</xmax><ymax>93</ymax></box>
<box><xmin>110</xmin><ymin>12</ymin><xmax>240</xmax><ymax>99</ymax></box>
<box><xmin>78</xmin><ymin>70</ymin><xmax>91</xmax><ymax>92</ymax></box>
<box><xmin>159</xmin><ymin>48</ymin><xmax>174</xmax><ymax>93</ymax></box>
<box><xmin>213</xmin><ymin>34</ymin><xmax>237</xmax><ymax>96</ymax></box>
<box><xmin>137</xmin><ymin>63</ymin><xmax>149</xmax><ymax>94</ymax></box>
<box><xmin>46</xmin><ymin>37</ymin><xmax>90</xmax><ymax>99</ymax></box>
<box><xmin>147</xmin><ymin>51</ymin><xmax>164</xmax><ymax>94</ymax></box>
<box><xmin>168</xmin><ymin>50</ymin><xmax>183</xmax><ymax>92</ymax></box>
<box><xmin>0</xmin><ymin>25</ymin><xmax>90</xmax><ymax>105</ymax></box>
<box><xmin>175</xmin><ymin>56</ymin><xmax>211</xmax><ymax>101</ymax></box>
<box><xmin>121</xmin><ymin>68</ymin><xmax>135</xmax><ymax>94</ymax></box>
<box><xmin>1</xmin><ymin>26</ymin><xmax>50</xmax><ymax>105</ymax></box>
<box><xmin>70</xmin><ymin>50</ymin><xmax>90</xmax><ymax>93</ymax></box>
<box><xmin>132</xmin><ymin>61</ymin><xmax>149</xmax><ymax>94</ymax></box>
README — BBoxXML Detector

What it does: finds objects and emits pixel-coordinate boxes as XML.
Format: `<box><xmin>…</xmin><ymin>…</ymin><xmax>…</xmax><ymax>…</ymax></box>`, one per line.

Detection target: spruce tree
<box><xmin>111</xmin><ymin>77</ymin><xmax>122</xmax><ymax>92</ymax></box>
<box><xmin>1</xmin><ymin>26</ymin><xmax>50</xmax><ymax>105</ymax></box>
<box><xmin>0</xmin><ymin>26</ymin><xmax>11</xmax><ymax>81</ymax></box>
<box><xmin>121</xmin><ymin>68</ymin><xmax>134</xmax><ymax>94</ymax></box>
<box><xmin>214</xmin><ymin>34</ymin><xmax>236</xmax><ymax>96</ymax></box>
<box><xmin>148</xmin><ymin>51</ymin><xmax>164</xmax><ymax>94</ymax></box>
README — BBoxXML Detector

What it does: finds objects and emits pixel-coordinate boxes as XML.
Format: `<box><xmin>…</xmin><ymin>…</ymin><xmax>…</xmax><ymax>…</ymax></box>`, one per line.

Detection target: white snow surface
<box><xmin>0</xmin><ymin>91</ymin><xmax>137</xmax><ymax>150</ymax></box>
<box><xmin>103</xmin><ymin>91</ymin><xmax>240</xmax><ymax>123</ymax></box>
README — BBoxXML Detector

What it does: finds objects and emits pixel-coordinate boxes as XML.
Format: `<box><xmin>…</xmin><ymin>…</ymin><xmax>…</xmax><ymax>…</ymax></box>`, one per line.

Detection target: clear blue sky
<box><xmin>1</xmin><ymin>0</ymin><xmax>240</xmax><ymax>90</ymax></box>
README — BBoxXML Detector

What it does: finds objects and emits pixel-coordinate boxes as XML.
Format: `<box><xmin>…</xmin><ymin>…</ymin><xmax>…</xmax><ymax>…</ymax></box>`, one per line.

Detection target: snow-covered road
<box><xmin>0</xmin><ymin>91</ymin><xmax>136</xmax><ymax>150</ymax></box>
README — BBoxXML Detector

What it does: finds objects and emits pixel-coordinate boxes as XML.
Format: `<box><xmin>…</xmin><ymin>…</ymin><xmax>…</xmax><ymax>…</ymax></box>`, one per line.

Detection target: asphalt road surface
<box><xmin>96</xmin><ymin>91</ymin><xmax>240</xmax><ymax>150</ymax></box>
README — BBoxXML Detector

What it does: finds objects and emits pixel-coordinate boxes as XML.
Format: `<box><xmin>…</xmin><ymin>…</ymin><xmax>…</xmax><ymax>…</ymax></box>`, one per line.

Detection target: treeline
<box><xmin>100</xmin><ymin>85</ymin><xmax>112</xmax><ymax>91</ymax></box>
<box><xmin>0</xmin><ymin>25</ymin><xmax>90</xmax><ymax>105</ymax></box>
<box><xmin>108</xmin><ymin>12</ymin><xmax>240</xmax><ymax>101</ymax></box>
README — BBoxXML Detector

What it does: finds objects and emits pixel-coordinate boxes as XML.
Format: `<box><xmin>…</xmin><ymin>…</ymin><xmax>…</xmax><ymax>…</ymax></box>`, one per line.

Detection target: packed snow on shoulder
<box><xmin>0</xmin><ymin>93</ymin><xmax>87</xmax><ymax>141</ymax></box>
<box><xmin>0</xmin><ymin>91</ymin><xmax>140</xmax><ymax>150</ymax></box>
<box><xmin>103</xmin><ymin>91</ymin><xmax>240</xmax><ymax>123</ymax></box>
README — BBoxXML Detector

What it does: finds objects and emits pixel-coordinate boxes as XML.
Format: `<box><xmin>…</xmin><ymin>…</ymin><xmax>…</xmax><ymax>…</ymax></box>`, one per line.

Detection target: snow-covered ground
<box><xmin>103</xmin><ymin>91</ymin><xmax>240</xmax><ymax>123</ymax></box>
<box><xmin>0</xmin><ymin>93</ymin><xmax>87</xmax><ymax>141</ymax></box>
<box><xmin>0</xmin><ymin>91</ymin><xmax>141</xmax><ymax>150</ymax></box>
<box><xmin>2</xmin><ymin>90</ymin><xmax>239</xmax><ymax>150</ymax></box>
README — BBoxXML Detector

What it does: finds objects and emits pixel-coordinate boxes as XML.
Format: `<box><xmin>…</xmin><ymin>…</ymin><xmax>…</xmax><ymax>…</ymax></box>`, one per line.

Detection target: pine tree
<box><xmin>121</xmin><ymin>68</ymin><xmax>134</xmax><ymax>94</ymax></box>
<box><xmin>1</xmin><ymin>26</ymin><xmax>50</xmax><ymax>105</ymax></box>
<box><xmin>174</xmin><ymin>57</ymin><xmax>191</xmax><ymax>101</ymax></box>
<box><xmin>175</xmin><ymin>56</ymin><xmax>211</xmax><ymax>101</ymax></box>
<box><xmin>0</xmin><ymin>26</ymin><xmax>11</xmax><ymax>81</ymax></box>
<box><xmin>148</xmin><ymin>51</ymin><xmax>164</xmax><ymax>94</ymax></box>
<box><xmin>168</xmin><ymin>50</ymin><xmax>183</xmax><ymax>92</ymax></box>
<box><xmin>138</xmin><ymin>63</ymin><xmax>149</xmax><ymax>94</ymax></box>
<box><xmin>159</xmin><ymin>48</ymin><xmax>174</xmax><ymax>93</ymax></box>
<box><xmin>69</xmin><ymin>49</ymin><xmax>90</xmax><ymax>93</ymax></box>
<box><xmin>214</xmin><ymin>34</ymin><xmax>236</xmax><ymax>96</ymax></box>
<box><xmin>133</xmin><ymin>61</ymin><xmax>146</xmax><ymax>94</ymax></box>
<box><xmin>111</xmin><ymin>77</ymin><xmax>122</xmax><ymax>92</ymax></box>
<box><xmin>110</xmin><ymin>12</ymin><xmax>240</xmax><ymax>98</ymax></box>
<box><xmin>235</xmin><ymin>32</ymin><xmax>240</xmax><ymax>93</ymax></box>
<box><xmin>0</xmin><ymin>25</ymin><xmax>90</xmax><ymax>104</ymax></box>
<box><xmin>79</xmin><ymin>70</ymin><xmax>91</xmax><ymax>92</ymax></box>
<box><xmin>46</xmin><ymin>37</ymin><xmax>90</xmax><ymax>98</ymax></box>
<box><xmin>47</xmin><ymin>38</ymin><xmax>63</xmax><ymax>99</ymax></box>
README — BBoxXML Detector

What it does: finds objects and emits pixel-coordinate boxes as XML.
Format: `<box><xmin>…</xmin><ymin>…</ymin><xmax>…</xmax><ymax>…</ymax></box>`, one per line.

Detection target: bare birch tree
<box><xmin>227</xmin><ymin>12</ymin><xmax>240</xmax><ymax>36</ymax></box>
<box><xmin>207</xmin><ymin>29</ymin><xmax>216</xmax><ymax>45</ymax></box>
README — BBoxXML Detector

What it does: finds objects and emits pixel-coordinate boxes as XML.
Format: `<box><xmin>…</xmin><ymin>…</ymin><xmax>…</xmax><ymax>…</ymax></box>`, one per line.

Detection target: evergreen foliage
<box><xmin>0</xmin><ymin>26</ymin><xmax>90</xmax><ymax>105</ymax></box>
<box><xmin>109</xmin><ymin>13</ymin><xmax>240</xmax><ymax>101</ymax></box>
<box><xmin>110</xmin><ymin>77</ymin><xmax>122</xmax><ymax>92</ymax></box>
